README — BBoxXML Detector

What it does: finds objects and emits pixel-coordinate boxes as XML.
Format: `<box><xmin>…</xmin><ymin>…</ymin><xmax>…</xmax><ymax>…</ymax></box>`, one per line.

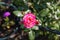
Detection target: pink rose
<box><xmin>23</xmin><ymin>12</ymin><xmax>38</xmax><ymax>28</ymax></box>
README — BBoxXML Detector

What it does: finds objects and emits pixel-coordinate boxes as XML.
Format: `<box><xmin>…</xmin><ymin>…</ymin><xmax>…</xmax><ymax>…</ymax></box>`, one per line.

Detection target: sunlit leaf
<box><xmin>13</xmin><ymin>11</ymin><xmax>23</xmax><ymax>17</ymax></box>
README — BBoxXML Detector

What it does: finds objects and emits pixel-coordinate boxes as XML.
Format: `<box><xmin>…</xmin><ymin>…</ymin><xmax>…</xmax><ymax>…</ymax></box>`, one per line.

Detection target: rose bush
<box><xmin>0</xmin><ymin>0</ymin><xmax>60</xmax><ymax>40</ymax></box>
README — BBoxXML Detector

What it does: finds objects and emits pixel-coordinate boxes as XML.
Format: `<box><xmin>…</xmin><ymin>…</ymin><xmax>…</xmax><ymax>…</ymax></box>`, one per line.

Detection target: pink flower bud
<box><xmin>3</xmin><ymin>12</ymin><xmax>10</xmax><ymax>17</ymax></box>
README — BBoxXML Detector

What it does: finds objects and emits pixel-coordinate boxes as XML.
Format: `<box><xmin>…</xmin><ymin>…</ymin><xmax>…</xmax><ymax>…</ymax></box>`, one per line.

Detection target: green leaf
<box><xmin>39</xmin><ymin>8</ymin><xmax>50</xmax><ymax>17</ymax></box>
<box><xmin>57</xmin><ymin>6</ymin><xmax>60</xmax><ymax>10</ymax></box>
<box><xmin>20</xmin><ymin>24</ymin><xmax>24</xmax><ymax>29</ymax></box>
<box><xmin>32</xmin><ymin>26</ymin><xmax>39</xmax><ymax>30</ymax></box>
<box><xmin>13</xmin><ymin>11</ymin><xmax>23</xmax><ymax>17</ymax></box>
<box><xmin>4</xmin><ymin>17</ymin><xmax>9</xmax><ymax>22</ymax></box>
<box><xmin>0</xmin><ymin>2</ymin><xmax>5</xmax><ymax>5</ymax></box>
<box><xmin>28</xmin><ymin>30</ymin><xmax>35</xmax><ymax>40</ymax></box>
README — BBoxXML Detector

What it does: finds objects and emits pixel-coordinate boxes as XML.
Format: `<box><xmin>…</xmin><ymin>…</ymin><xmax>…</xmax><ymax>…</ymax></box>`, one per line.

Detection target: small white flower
<box><xmin>57</xmin><ymin>9</ymin><xmax>60</xmax><ymax>12</ymax></box>
<box><xmin>46</xmin><ymin>2</ymin><xmax>50</xmax><ymax>6</ymax></box>
<box><xmin>54</xmin><ymin>15</ymin><xmax>59</xmax><ymax>20</ymax></box>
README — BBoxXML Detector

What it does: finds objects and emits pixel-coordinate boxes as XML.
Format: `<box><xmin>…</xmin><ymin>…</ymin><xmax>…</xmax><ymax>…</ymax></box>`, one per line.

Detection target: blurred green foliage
<box><xmin>0</xmin><ymin>0</ymin><xmax>60</xmax><ymax>40</ymax></box>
